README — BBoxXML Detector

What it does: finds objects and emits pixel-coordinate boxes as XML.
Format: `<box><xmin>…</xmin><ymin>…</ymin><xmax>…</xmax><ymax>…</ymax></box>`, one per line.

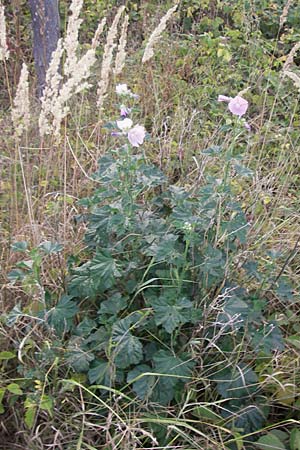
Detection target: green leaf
<box><xmin>127</xmin><ymin>364</ymin><xmax>156</xmax><ymax>400</ymax></box>
<box><xmin>221</xmin><ymin>211</ymin><xmax>248</xmax><ymax>244</ymax></box>
<box><xmin>113</xmin><ymin>333</ymin><xmax>143</xmax><ymax>369</ymax></box>
<box><xmin>7</xmin><ymin>383</ymin><xmax>23</xmax><ymax>395</ymax></box>
<box><xmin>127</xmin><ymin>364</ymin><xmax>176</xmax><ymax>404</ymax></box>
<box><xmin>7</xmin><ymin>268</ymin><xmax>25</xmax><ymax>283</ymax></box>
<box><xmin>0</xmin><ymin>351</ymin><xmax>16</xmax><ymax>360</ymax></box>
<box><xmin>70</xmin><ymin>250</ymin><xmax>121</xmax><ymax>296</ymax></box>
<box><xmin>143</xmin><ymin>234</ymin><xmax>179</xmax><ymax>262</ymax></box>
<box><xmin>153</xmin><ymin>350</ymin><xmax>195</xmax><ymax>382</ymax></box>
<box><xmin>11</xmin><ymin>241</ymin><xmax>28</xmax><ymax>252</ymax></box>
<box><xmin>136</xmin><ymin>164</ymin><xmax>166</xmax><ymax>187</ymax></box>
<box><xmin>75</xmin><ymin>318</ymin><xmax>96</xmax><ymax>337</ymax></box>
<box><xmin>251</xmin><ymin>322</ymin><xmax>284</xmax><ymax>354</ymax></box>
<box><xmin>153</xmin><ymin>378</ymin><xmax>178</xmax><ymax>404</ymax></box>
<box><xmin>0</xmin><ymin>388</ymin><xmax>5</xmax><ymax>403</ymax></box>
<box><xmin>39</xmin><ymin>241</ymin><xmax>63</xmax><ymax>254</ymax></box>
<box><xmin>88</xmin><ymin>360</ymin><xmax>110</xmax><ymax>385</ymax></box>
<box><xmin>243</xmin><ymin>261</ymin><xmax>262</xmax><ymax>281</ymax></box>
<box><xmin>270</xmin><ymin>430</ymin><xmax>289</xmax><ymax>444</ymax></box>
<box><xmin>47</xmin><ymin>295</ymin><xmax>78</xmax><ymax>335</ymax></box>
<box><xmin>0</xmin><ymin>388</ymin><xmax>5</xmax><ymax>414</ymax></box>
<box><xmin>222</xmin><ymin>399</ymin><xmax>268</xmax><ymax>435</ymax></box>
<box><xmin>89</xmin><ymin>250</ymin><xmax>121</xmax><ymax>280</ymax></box>
<box><xmin>66</xmin><ymin>338</ymin><xmax>95</xmax><ymax>372</ymax></box>
<box><xmin>149</xmin><ymin>295</ymin><xmax>193</xmax><ymax>333</ymax></box>
<box><xmin>255</xmin><ymin>433</ymin><xmax>286</xmax><ymax>449</ymax></box>
<box><xmin>25</xmin><ymin>405</ymin><xmax>37</xmax><ymax>428</ymax></box>
<box><xmin>201</xmin><ymin>246</ymin><xmax>226</xmax><ymax>286</ymax></box>
<box><xmin>233</xmin><ymin>163</ymin><xmax>253</xmax><ymax>177</ymax></box>
<box><xmin>84</xmin><ymin>327</ymin><xmax>110</xmax><ymax>352</ymax></box>
<box><xmin>215</xmin><ymin>363</ymin><xmax>258</xmax><ymax>399</ymax></box>
<box><xmin>276</xmin><ymin>279</ymin><xmax>294</xmax><ymax>302</ymax></box>
<box><xmin>16</xmin><ymin>259</ymin><xmax>34</xmax><ymax>270</ymax></box>
<box><xmin>290</xmin><ymin>429</ymin><xmax>300</xmax><ymax>450</ymax></box>
<box><xmin>202</xmin><ymin>145</ymin><xmax>222</xmax><ymax>155</ymax></box>
<box><xmin>40</xmin><ymin>394</ymin><xmax>53</xmax><ymax>415</ymax></box>
<box><xmin>170</xmin><ymin>204</ymin><xmax>198</xmax><ymax>230</ymax></box>
<box><xmin>98</xmin><ymin>292</ymin><xmax>127</xmax><ymax>316</ymax></box>
<box><xmin>285</xmin><ymin>334</ymin><xmax>300</xmax><ymax>350</ymax></box>
<box><xmin>111</xmin><ymin>314</ymin><xmax>145</xmax><ymax>368</ymax></box>
<box><xmin>222</xmin><ymin>296</ymin><xmax>250</xmax><ymax>326</ymax></box>
<box><xmin>5</xmin><ymin>304</ymin><xmax>23</xmax><ymax>326</ymax></box>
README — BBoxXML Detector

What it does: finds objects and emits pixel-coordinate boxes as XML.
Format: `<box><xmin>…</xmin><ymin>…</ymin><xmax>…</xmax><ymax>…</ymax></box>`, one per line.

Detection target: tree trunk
<box><xmin>28</xmin><ymin>0</ymin><xmax>60</xmax><ymax>98</ymax></box>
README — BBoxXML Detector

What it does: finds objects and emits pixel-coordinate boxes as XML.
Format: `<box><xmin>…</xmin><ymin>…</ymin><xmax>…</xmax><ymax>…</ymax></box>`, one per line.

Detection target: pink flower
<box><xmin>120</xmin><ymin>104</ymin><xmax>131</xmax><ymax>117</ymax></box>
<box><xmin>116</xmin><ymin>84</ymin><xmax>131</xmax><ymax>95</ymax></box>
<box><xmin>218</xmin><ymin>94</ymin><xmax>248</xmax><ymax>117</ymax></box>
<box><xmin>218</xmin><ymin>95</ymin><xmax>231</xmax><ymax>103</ymax></box>
<box><xmin>228</xmin><ymin>96</ymin><xmax>248</xmax><ymax>117</ymax></box>
<box><xmin>117</xmin><ymin>118</ymin><xmax>133</xmax><ymax>131</ymax></box>
<box><xmin>128</xmin><ymin>125</ymin><xmax>146</xmax><ymax>147</ymax></box>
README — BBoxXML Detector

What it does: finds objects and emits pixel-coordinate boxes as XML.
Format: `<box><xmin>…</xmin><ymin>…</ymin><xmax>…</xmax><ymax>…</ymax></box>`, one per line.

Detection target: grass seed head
<box><xmin>97</xmin><ymin>6</ymin><xmax>126</xmax><ymax>110</ymax></box>
<box><xmin>114</xmin><ymin>14</ymin><xmax>129</xmax><ymax>76</ymax></box>
<box><xmin>0</xmin><ymin>1</ymin><xmax>9</xmax><ymax>61</ymax></box>
<box><xmin>142</xmin><ymin>4</ymin><xmax>178</xmax><ymax>64</ymax></box>
<box><xmin>12</xmin><ymin>63</ymin><xmax>30</xmax><ymax>137</ymax></box>
<box><xmin>64</xmin><ymin>0</ymin><xmax>84</xmax><ymax>76</ymax></box>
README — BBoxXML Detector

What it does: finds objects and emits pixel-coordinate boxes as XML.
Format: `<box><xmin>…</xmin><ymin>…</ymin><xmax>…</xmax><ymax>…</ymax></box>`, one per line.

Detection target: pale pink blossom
<box><xmin>120</xmin><ymin>104</ymin><xmax>131</xmax><ymax>117</ymax></box>
<box><xmin>116</xmin><ymin>83</ymin><xmax>131</xmax><ymax>95</ymax></box>
<box><xmin>228</xmin><ymin>96</ymin><xmax>248</xmax><ymax>117</ymax></box>
<box><xmin>117</xmin><ymin>117</ymin><xmax>133</xmax><ymax>131</ymax></box>
<box><xmin>218</xmin><ymin>95</ymin><xmax>231</xmax><ymax>102</ymax></box>
<box><xmin>128</xmin><ymin>125</ymin><xmax>146</xmax><ymax>147</ymax></box>
<box><xmin>218</xmin><ymin>94</ymin><xmax>249</xmax><ymax>117</ymax></box>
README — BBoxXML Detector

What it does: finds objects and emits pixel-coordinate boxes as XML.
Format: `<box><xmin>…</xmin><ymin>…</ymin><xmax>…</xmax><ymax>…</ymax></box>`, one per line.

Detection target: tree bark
<box><xmin>28</xmin><ymin>0</ymin><xmax>60</xmax><ymax>98</ymax></box>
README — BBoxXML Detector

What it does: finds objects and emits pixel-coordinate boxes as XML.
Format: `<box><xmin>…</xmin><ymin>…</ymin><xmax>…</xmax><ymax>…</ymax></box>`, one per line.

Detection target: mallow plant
<box><xmin>6</xmin><ymin>85</ymin><xmax>291</xmax><ymax>444</ymax></box>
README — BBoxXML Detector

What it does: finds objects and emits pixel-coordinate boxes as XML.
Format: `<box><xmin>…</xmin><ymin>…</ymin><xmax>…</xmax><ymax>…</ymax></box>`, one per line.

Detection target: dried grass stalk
<box><xmin>64</xmin><ymin>0</ymin><xmax>84</xmax><ymax>76</ymax></box>
<box><xmin>114</xmin><ymin>14</ymin><xmax>129</xmax><ymax>75</ymax></box>
<box><xmin>39</xmin><ymin>39</ymin><xmax>64</xmax><ymax>137</ymax></box>
<box><xmin>92</xmin><ymin>17</ymin><xmax>107</xmax><ymax>49</ymax></box>
<box><xmin>97</xmin><ymin>5</ymin><xmax>125</xmax><ymax>110</ymax></box>
<box><xmin>279</xmin><ymin>0</ymin><xmax>293</xmax><ymax>29</ymax></box>
<box><xmin>142</xmin><ymin>4</ymin><xmax>178</xmax><ymax>64</ymax></box>
<box><xmin>282</xmin><ymin>41</ymin><xmax>300</xmax><ymax>72</ymax></box>
<box><xmin>283</xmin><ymin>70</ymin><xmax>300</xmax><ymax>91</ymax></box>
<box><xmin>39</xmin><ymin>1</ymin><xmax>106</xmax><ymax>138</ymax></box>
<box><xmin>0</xmin><ymin>1</ymin><xmax>9</xmax><ymax>61</ymax></box>
<box><xmin>12</xmin><ymin>63</ymin><xmax>30</xmax><ymax>137</ymax></box>
<box><xmin>52</xmin><ymin>49</ymin><xmax>97</xmax><ymax>137</ymax></box>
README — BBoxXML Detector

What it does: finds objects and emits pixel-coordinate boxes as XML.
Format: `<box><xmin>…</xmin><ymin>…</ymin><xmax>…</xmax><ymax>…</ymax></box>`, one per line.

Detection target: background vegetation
<box><xmin>1</xmin><ymin>0</ymin><xmax>300</xmax><ymax>449</ymax></box>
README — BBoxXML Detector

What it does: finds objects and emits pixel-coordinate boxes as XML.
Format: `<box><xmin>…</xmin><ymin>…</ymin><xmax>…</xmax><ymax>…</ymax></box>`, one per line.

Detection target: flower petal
<box><xmin>228</xmin><ymin>96</ymin><xmax>248</xmax><ymax>117</ymax></box>
<box><xmin>120</xmin><ymin>104</ymin><xmax>131</xmax><ymax>117</ymax></box>
<box><xmin>117</xmin><ymin>118</ymin><xmax>133</xmax><ymax>131</ymax></box>
<box><xmin>128</xmin><ymin>125</ymin><xmax>146</xmax><ymax>147</ymax></box>
<box><xmin>116</xmin><ymin>84</ymin><xmax>130</xmax><ymax>95</ymax></box>
<box><xmin>218</xmin><ymin>94</ymin><xmax>232</xmax><ymax>103</ymax></box>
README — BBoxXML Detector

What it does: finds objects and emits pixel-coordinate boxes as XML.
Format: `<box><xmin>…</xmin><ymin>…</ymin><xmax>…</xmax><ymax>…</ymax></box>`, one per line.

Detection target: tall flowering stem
<box><xmin>142</xmin><ymin>4</ymin><xmax>178</xmax><ymax>63</ymax></box>
<box><xmin>114</xmin><ymin>14</ymin><xmax>129</xmax><ymax>75</ymax></box>
<box><xmin>97</xmin><ymin>6</ymin><xmax>125</xmax><ymax>111</ymax></box>
<box><xmin>0</xmin><ymin>1</ymin><xmax>9</xmax><ymax>61</ymax></box>
<box><xmin>12</xmin><ymin>63</ymin><xmax>30</xmax><ymax>138</ymax></box>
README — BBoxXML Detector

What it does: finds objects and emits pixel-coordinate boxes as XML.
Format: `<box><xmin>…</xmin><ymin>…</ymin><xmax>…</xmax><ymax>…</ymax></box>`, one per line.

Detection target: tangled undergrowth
<box><xmin>1</xmin><ymin>1</ymin><xmax>300</xmax><ymax>449</ymax></box>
